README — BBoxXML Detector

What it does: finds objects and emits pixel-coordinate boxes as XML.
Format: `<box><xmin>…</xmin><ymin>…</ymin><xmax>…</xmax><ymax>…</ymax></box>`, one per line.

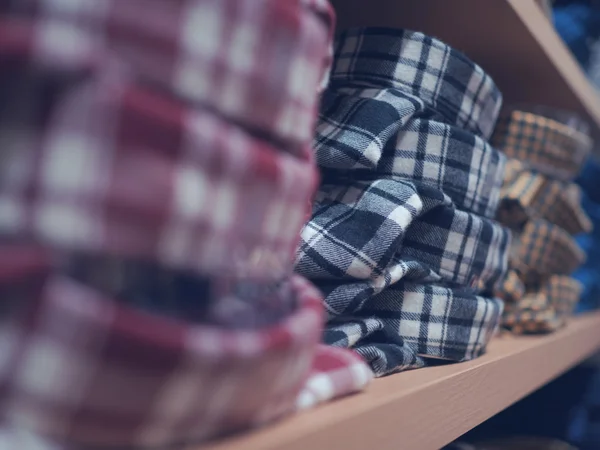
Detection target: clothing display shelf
<box><xmin>329</xmin><ymin>0</ymin><xmax>600</xmax><ymax>141</ymax></box>
<box><xmin>194</xmin><ymin>1</ymin><xmax>600</xmax><ymax>449</ymax></box>
<box><xmin>198</xmin><ymin>312</ymin><xmax>600</xmax><ymax>450</ymax></box>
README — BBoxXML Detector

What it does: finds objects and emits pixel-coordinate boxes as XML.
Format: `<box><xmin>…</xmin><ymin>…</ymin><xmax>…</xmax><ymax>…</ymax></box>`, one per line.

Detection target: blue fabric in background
<box><xmin>568</xmin><ymin>159</ymin><xmax>600</xmax><ymax>447</ymax></box>
<box><xmin>553</xmin><ymin>0</ymin><xmax>600</xmax><ymax>314</ymax></box>
<box><xmin>573</xmin><ymin>159</ymin><xmax>600</xmax><ymax>312</ymax></box>
<box><xmin>554</xmin><ymin>0</ymin><xmax>600</xmax><ymax>68</ymax></box>
<box><xmin>553</xmin><ymin>3</ymin><xmax>600</xmax><ymax>448</ymax></box>
<box><xmin>463</xmin><ymin>3</ymin><xmax>600</xmax><ymax>448</ymax></box>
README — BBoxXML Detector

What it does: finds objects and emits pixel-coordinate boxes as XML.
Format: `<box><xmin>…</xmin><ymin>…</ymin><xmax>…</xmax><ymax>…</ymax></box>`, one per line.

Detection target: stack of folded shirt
<box><xmin>0</xmin><ymin>1</ymin><xmax>373</xmax><ymax>449</ymax></box>
<box><xmin>296</xmin><ymin>27</ymin><xmax>511</xmax><ymax>376</ymax></box>
<box><xmin>491</xmin><ymin>108</ymin><xmax>592</xmax><ymax>333</ymax></box>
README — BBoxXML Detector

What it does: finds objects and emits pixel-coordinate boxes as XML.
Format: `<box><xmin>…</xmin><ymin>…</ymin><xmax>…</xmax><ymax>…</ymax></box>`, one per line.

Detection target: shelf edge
<box><xmin>198</xmin><ymin>312</ymin><xmax>600</xmax><ymax>450</ymax></box>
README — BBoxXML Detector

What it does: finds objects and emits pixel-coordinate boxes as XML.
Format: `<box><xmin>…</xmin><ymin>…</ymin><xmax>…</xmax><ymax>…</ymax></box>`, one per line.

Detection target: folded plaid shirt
<box><xmin>296</xmin><ymin>178</ymin><xmax>508</xmax><ymax>376</ymax></box>
<box><xmin>0</xmin><ymin>247</ymin><xmax>372</xmax><ymax>448</ymax></box>
<box><xmin>0</xmin><ymin>1</ymin><xmax>376</xmax><ymax>447</ymax></box>
<box><xmin>1</xmin><ymin>0</ymin><xmax>335</xmax><ymax>159</ymax></box>
<box><xmin>0</xmin><ymin>0</ymin><xmax>337</xmax><ymax>278</ymax></box>
<box><xmin>502</xmin><ymin>275</ymin><xmax>582</xmax><ymax>334</ymax></box>
<box><xmin>511</xmin><ymin>219</ymin><xmax>585</xmax><ymax>283</ymax></box>
<box><xmin>321</xmin><ymin>280</ymin><xmax>503</xmax><ymax>376</ymax></box>
<box><xmin>316</xmin><ymin>95</ymin><xmax>506</xmax><ymax>218</ymax></box>
<box><xmin>328</xmin><ymin>28</ymin><xmax>503</xmax><ymax>140</ymax></box>
<box><xmin>298</xmin><ymin>27</ymin><xmax>508</xmax><ymax>376</ymax></box>
<box><xmin>297</xmin><ymin>179</ymin><xmax>510</xmax><ymax>295</ymax></box>
<box><xmin>495</xmin><ymin>270</ymin><xmax>526</xmax><ymax>304</ymax></box>
<box><xmin>0</xmin><ymin>72</ymin><xmax>319</xmax><ymax>281</ymax></box>
<box><xmin>491</xmin><ymin>109</ymin><xmax>592</xmax><ymax>181</ymax></box>
<box><xmin>313</xmin><ymin>28</ymin><xmax>506</xmax><ymax>219</ymax></box>
<box><xmin>0</xmin><ymin>343</ymin><xmax>374</xmax><ymax>450</ymax></box>
<box><xmin>498</xmin><ymin>159</ymin><xmax>592</xmax><ymax>235</ymax></box>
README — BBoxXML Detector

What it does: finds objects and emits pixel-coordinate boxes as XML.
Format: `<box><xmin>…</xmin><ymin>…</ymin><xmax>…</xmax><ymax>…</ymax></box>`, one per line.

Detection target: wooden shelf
<box><xmin>192</xmin><ymin>3</ymin><xmax>600</xmax><ymax>449</ymax></box>
<box><xmin>198</xmin><ymin>312</ymin><xmax>600</xmax><ymax>450</ymax></box>
<box><xmin>328</xmin><ymin>0</ymin><xmax>600</xmax><ymax>138</ymax></box>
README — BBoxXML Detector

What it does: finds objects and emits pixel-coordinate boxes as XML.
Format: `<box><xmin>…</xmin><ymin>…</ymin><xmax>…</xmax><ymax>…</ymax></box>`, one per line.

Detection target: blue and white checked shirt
<box><xmin>297</xmin><ymin>28</ymin><xmax>510</xmax><ymax>376</ymax></box>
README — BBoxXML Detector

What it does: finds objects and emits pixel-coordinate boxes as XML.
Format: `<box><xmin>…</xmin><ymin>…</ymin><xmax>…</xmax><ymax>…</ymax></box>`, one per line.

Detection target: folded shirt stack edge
<box><xmin>297</xmin><ymin>27</ymin><xmax>510</xmax><ymax>376</ymax></box>
<box><xmin>0</xmin><ymin>1</ymin><xmax>374</xmax><ymax>448</ymax></box>
<box><xmin>492</xmin><ymin>107</ymin><xmax>592</xmax><ymax>334</ymax></box>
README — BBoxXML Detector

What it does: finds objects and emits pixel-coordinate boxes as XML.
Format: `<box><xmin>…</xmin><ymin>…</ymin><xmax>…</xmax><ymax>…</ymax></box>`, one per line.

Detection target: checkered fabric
<box><xmin>0</xmin><ymin>246</ymin><xmax>50</xmax><ymax>321</ymax></box>
<box><xmin>495</xmin><ymin>270</ymin><xmax>526</xmax><ymax>304</ymax></box>
<box><xmin>62</xmin><ymin>253</ymin><xmax>300</xmax><ymax>329</ymax></box>
<box><xmin>503</xmin><ymin>275</ymin><xmax>582</xmax><ymax>334</ymax></box>
<box><xmin>0</xmin><ymin>245</ymin><xmax>49</xmax><ymax>284</ymax></box>
<box><xmin>498</xmin><ymin>158</ymin><xmax>592</xmax><ymax>235</ymax></box>
<box><xmin>0</xmin><ymin>73</ymin><xmax>318</xmax><ymax>280</ymax></box>
<box><xmin>0</xmin><ymin>1</ymin><xmax>375</xmax><ymax>446</ymax></box>
<box><xmin>328</xmin><ymin>28</ymin><xmax>503</xmax><ymax>140</ymax></box>
<box><xmin>316</xmin><ymin>94</ymin><xmax>507</xmax><ymax>218</ymax></box>
<box><xmin>511</xmin><ymin>220</ymin><xmax>585</xmax><ymax>283</ymax></box>
<box><xmin>0</xmin><ymin>0</ymin><xmax>335</xmax><ymax>158</ymax></box>
<box><xmin>0</xmin><ymin>343</ymin><xmax>374</xmax><ymax>450</ymax></box>
<box><xmin>296</xmin><ymin>179</ymin><xmax>511</xmax><ymax>296</ymax></box>
<box><xmin>321</xmin><ymin>280</ymin><xmax>503</xmax><ymax>376</ymax></box>
<box><xmin>491</xmin><ymin>109</ymin><xmax>592</xmax><ymax>181</ymax></box>
<box><xmin>300</xmin><ymin>26</ymin><xmax>507</xmax><ymax>377</ymax></box>
<box><xmin>296</xmin><ymin>344</ymin><xmax>373</xmax><ymax>410</ymax></box>
<box><xmin>0</xmin><ymin>247</ymin><xmax>373</xmax><ymax>449</ymax></box>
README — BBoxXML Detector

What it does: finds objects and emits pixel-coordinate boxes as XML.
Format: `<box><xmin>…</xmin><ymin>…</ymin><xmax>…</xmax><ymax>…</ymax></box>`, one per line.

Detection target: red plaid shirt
<box><xmin>0</xmin><ymin>1</ymin><xmax>373</xmax><ymax>448</ymax></box>
<box><xmin>0</xmin><ymin>0</ymin><xmax>335</xmax><ymax>279</ymax></box>
<box><xmin>1</xmin><ymin>0</ymin><xmax>335</xmax><ymax>157</ymax></box>
<box><xmin>0</xmin><ymin>76</ymin><xmax>319</xmax><ymax>279</ymax></box>
<box><xmin>0</xmin><ymin>247</ymin><xmax>372</xmax><ymax>449</ymax></box>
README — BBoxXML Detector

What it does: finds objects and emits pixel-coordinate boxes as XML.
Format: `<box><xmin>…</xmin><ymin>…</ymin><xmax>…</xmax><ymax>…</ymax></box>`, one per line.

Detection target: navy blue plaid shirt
<box><xmin>296</xmin><ymin>28</ymin><xmax>510</xmax><ymax>376</ymax></box>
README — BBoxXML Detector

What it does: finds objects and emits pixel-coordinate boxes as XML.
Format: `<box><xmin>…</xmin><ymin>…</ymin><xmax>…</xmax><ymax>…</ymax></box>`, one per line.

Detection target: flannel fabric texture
<box><xmin>327</xmin><ymin>28</ymin><xmax>503</xmax><ymax>140</ymax></box>
<box><xmin>296</xmin><ymin>345</ymin><xmax>373</xmax><ymax>410</ymax></box>
<box><xmin>62</xmin><ymin>253</ymin><xmax>300</xmax><ymax>329</ymax></box>
<box><xmin>0</xmin><ymin>1</ymin><xmax>376</xmax><ymax>447</ymax></box>
<box><xmin>298</xmin><ymin>27</ymin><xmax>508</xmax><ymax>376</ymax></box>
<box><xmin>511</xmin><ymin>219</ymin><xmax>585</xmax><ymax>283</ymax></box>
<box><xmin>0</xmin><ymin>0</ymin><xmax>338</xmax><ymax>279</ymax></box>
<box><xmin>321</xmin><ymin>281</ymin><xmax>503</xmax><ymax>374</ymax></box>
<box><xmin>0</xmin><ymin>344</ymin><xmax>374</xmax><ymax>450</ymax></box>
<box><xmin>491</xmin><ymin>109</ymin><xmax>592</xmax><ymax>181</ymax></box>
<box><xmin>495</xmin><ymin>270</ymin><xmax>526</xmax><ymax>304</ymax></box>
<box><xmin>316</xmin><ymin>98</ymin><xmax>506</xmax><ymax>218</ymax></box>
<box><xmin>0</xmin><ymin>250</ymin><xmax>372</xmax><ymax>449</ymax></box>
<box><xmin>0</xmin><ymin>77</ymin><xmax>318</xmax><ymax>280</ymax></box>
<box><xmin>502</xmin><ymin>275</ymin><xmax>582</xmax><ymax>334</ymax></box>
<box><xmin>497</xmin><ymin>158</ymin><xmax>592</xmax><ymax>235</ymax></box>
<box><xmin>297</xmin><ymin>179</ymin><xmax>510</xmax><ymax>296</ymax></box>
<box><xmin>1</xmin><ymin>0</ymin><xmax>335</xmax><ymax>158</ymax></box>
<box><xmin>314</xmin><ymin>27</ymin><xmax>506</xmax><ymax>218</ymax></box>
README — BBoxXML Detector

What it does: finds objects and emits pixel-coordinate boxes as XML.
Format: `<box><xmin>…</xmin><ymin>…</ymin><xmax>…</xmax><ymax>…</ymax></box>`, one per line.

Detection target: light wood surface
<box><xmin>328</xmin><ymin>0</ymin><xmax>600</xmax><ymax>137</ymax></box>
<box><xmin>193</xmin><ymin>3</ymin><xmax>600</xmax><ymax>449</ymax></box>
<box><xmin>198</xmin><ymin>312</ymin><xmax>600</xmax><ymax>450</ymax></box>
